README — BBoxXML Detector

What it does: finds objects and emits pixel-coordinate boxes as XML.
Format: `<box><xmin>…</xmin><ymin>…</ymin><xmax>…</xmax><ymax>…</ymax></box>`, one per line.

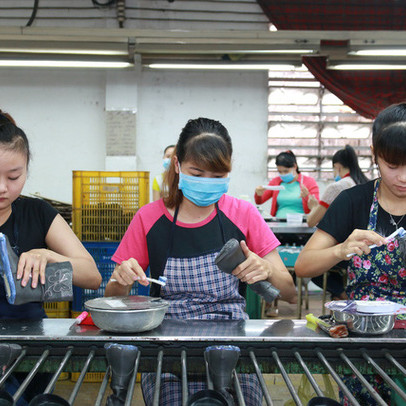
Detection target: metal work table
<box><xmin>1</xmin><ymin>318</ymin><xmax>405</xmax><ymax>344</ymax></box>
<box><xmin>1</xmin><ymin>319</ymin><xmax>406</xmax><ymax>405</ymax></box>
<box><xmin>267</xmin><ymin>221</ymin><xmax>316</xmax><ymax>235</ymax></box>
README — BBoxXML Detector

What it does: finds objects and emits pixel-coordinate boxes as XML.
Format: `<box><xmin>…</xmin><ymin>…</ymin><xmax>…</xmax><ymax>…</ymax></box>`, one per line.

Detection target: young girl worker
<box><xmin>0</xmin><ymin>112</ymin><xmax>102</xmax><ymax>404</ymax></box>
<box><xmin>305</xmin><ymin>145</ymin><xmax>369</xmax><ymax>300</ymax></box>
<box><xmin>105</xmin><ymin>117</ymin><xmax>297</xmax><ymax>405</ymax></box>
<box><xmin>295</xmin><ymin>103</ymin><xmax>406</xmax><ymax>404</ymax></box>
<box><xmin>0</xmin><ymin>115</ymin><xmax>101</xmax><ymax>320</ymax></box>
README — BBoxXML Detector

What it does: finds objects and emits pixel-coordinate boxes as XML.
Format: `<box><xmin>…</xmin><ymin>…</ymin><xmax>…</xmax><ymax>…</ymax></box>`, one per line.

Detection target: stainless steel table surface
<box><xmin>0</xmin><ymin>318</ymin><xmax>405</xmax><ymax>344</ymax></box>
<box><xmin>267</xmin><ymin>221</ymin><xmax>316</xmax><ymax>234</ymax></box>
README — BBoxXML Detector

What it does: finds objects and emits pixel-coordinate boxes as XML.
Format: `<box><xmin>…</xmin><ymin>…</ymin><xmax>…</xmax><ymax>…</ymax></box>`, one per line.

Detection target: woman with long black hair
<box><xmin>307</xmin><ymin>145</ymin><xmax>368</xmax><ymax>228</ymax></box>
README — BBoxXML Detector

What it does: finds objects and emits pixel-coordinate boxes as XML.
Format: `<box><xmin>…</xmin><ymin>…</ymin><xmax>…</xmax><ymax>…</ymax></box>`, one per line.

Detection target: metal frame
<box><xmin>1</xmin><ymin>319</ymin><xmax>406</xmax><ymax>405</ymax></box>
<box><xmin>0</xmin><ymin>28</ymin><xmax>406</xmax><ymax>67</ymax></box>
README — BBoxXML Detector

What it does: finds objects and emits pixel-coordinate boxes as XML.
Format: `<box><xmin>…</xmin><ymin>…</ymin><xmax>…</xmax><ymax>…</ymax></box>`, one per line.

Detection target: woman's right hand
<box><xmin>307</xmin><ymin>194</ymin><xmax>318</xmax><ymax>210</ymax></box>
<box><xmin>110</xmin><ymin>258</ymin><xmax>149</xmax><ymax>286</ymax></box>
<box><xmin>255</xmin><ymin>185</ymin><xmax>265</xmax><ymax>196</ymax></box>
<box><xmin>335</xmin><ymin>229</ymin><xmax>387</xmax><ymax>260</ymax></box>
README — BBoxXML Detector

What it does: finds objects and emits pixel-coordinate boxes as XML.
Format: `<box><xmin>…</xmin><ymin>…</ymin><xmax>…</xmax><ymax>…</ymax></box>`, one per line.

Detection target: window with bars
<box><xmin>267</xmin><ymin>69</ymin><xmax>375</xmax><ymax>182</ymax></box>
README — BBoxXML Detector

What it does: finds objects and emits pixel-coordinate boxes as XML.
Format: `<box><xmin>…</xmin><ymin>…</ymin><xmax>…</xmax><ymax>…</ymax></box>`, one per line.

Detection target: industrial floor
<box><xmin>53</xmin><ymin>290</ymin><xmax>340</xmax><ymax>405</ymax></box>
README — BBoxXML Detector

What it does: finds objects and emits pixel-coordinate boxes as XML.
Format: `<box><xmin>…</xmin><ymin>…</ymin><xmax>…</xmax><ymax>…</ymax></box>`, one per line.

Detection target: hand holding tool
<box><xmin>215</xmin><ymin>238</ymin><xmax>280</xmax><ymax>303</ymax></box>
<box><xmin>346</xmin><ymin>227</ymin><xmax>405</xmax><ymax>257</ymax></box>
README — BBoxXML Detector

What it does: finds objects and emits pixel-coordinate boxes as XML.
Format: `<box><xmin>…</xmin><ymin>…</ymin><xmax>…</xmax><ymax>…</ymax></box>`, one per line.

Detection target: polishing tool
<box><xmin>215</xmin><ymin>238</ymin><xmax>280</xmax><ymax>303</ymax></box>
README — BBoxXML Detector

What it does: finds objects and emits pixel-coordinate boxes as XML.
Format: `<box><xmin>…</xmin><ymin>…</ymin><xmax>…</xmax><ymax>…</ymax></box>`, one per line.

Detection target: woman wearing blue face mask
<box><xmin>105</xmin><ymin>117</ymin><xmax>296</xmax><ymax>406</ymax></box>
<box><xmin>307</xmin><ymin>145</ymin><xmax>369</xmax><ymax>228</ymax></box>
<box><xmin>152</xmin><ymin>144</ymin><xmax>175</xmax><ymax>201</ymax></box>
<box><xmin>254</xmin><ymin>150</ymin><xmax>319</xmax><ymax>218</ymax></box>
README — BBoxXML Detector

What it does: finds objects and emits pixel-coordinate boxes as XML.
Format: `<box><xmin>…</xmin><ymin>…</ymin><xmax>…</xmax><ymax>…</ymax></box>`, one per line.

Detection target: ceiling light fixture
<box><xmin>145</xmin><ymin>63</ymin><xmax>301</xmax><ymax>71</ymax></box>
<box><xmin>0</xmin><ymin>52</ymin><xmax>133</xmax><ymax>68</ymax></box>
<box><xmin>235</xmin><ymin>49</ymin><xmax>314</xmax><ymax>54</ymax></box>
<box><xmin>0</xmin><ymin>60</ymin><xmax>132</xmax><ymax>68</ymax></box>
<box><xmin>349</xmin><ymin>49</ymin><xmax>406</xmax><ymax>57</ymax></box>
<box><xmin>328</xmin><ymin>61</ymin><xmax>406</xmax><ymax>70</ymax></box>
<box><xmin>0</xmin><ymin>48</ymin><xmax>128</xmax><ymax>56</ymax></box>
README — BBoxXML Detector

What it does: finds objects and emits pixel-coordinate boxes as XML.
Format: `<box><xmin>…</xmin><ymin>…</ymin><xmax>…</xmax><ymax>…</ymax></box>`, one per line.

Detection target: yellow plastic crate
<box><xmin>58</xmin><ymin>372</ymin><xmax>70</xmax><ymax>381</ymax></box>
<box><xmin>71</xmin><ymin>372</ymin><xmax>106</xmax><ymax>383</ymax></box>
<box><xmin>44</xmin><ymin>301</ymin><xmax>70</xmax><ymax>312</ymax></box>
<box><xmin>71</xmin><ymin>372</ymin><xmax>141</xmax><ymax>383</ymax></box>
<box><xmin>72</xmin><ymin>171</ymin><xmax>149</xmax><ymax>241</ymax></box>
<box><xmin>44</xmin><ymin>301</ymin><xmax>70</xmax><ymax>318</ymax></box>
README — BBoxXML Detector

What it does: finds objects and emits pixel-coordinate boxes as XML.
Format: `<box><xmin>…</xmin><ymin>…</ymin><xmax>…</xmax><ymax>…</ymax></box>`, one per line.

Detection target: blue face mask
<box><xmin>178</xmin><ymin>169</ymin><xmax>230</xmax><ymax>207</ymax></box>
<box><xmin>279</xmin><ymin>172</ymin><xmax>294</xmax><ymax>183</ymax></box>
<box><xmin>334</xmin><ymin>174</ymin><xmax>341</xmax><ymax>182</ymax></box>
<box><xmin>163</xmin><ymin>158</ymin><xmax>171</xmax><ymax>171</ymax></box>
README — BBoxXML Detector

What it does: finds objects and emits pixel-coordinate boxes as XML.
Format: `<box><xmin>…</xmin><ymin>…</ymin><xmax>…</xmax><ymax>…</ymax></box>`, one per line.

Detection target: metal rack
<box><xmin>1</xmin><ymin>319</ymin><xmax>406</xmax><ymax>406</ymax></box>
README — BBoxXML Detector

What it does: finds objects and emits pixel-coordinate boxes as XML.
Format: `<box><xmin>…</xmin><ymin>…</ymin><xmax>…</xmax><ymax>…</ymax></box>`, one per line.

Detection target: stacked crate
<box><xmin>43</xmin><ymin>301</ymin><xmax>70</xmax><ymax>318</ymax></box>
<box><xmin>71</xmin><ymin>171</ymin><xmax>150</xmax><ymax>314</ymax></box>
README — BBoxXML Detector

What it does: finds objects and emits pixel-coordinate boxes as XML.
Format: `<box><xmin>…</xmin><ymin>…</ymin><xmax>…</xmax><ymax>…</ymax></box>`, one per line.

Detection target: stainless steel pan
<box><xmin>85</xmin><ymin>295</ymin><xmax>169</xmax><ymax>333</ymax></box>
<box><xmin>331</xmin><ymin>311</ymin><xmax>395</xmax><ymax>335</ymax></box>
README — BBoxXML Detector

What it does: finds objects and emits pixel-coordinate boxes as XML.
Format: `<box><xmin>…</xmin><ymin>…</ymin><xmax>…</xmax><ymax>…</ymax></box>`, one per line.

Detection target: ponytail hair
<box><xmin>275</xmin><ymin>150</ymin><xmax>300</xmax><ymax>173</ymax></box>
<box><xmin>0</xmin><ymin>122</ymin><xmax>31</xmax><ymax>167</ymax></box>
<box><xmin>332</xmin><ymin>145</ymin><xmax>368</xmax><ymax>185</ymax></box>
<box><xmin>0</xmin><ymin>109</ymin><xmax>16</xmax><ymax>125</ymax></box>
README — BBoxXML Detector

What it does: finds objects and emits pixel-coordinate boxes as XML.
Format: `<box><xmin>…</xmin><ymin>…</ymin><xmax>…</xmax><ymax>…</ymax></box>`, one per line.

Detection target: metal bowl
<box><xmin>332</xmin><ymin>311</ymin><xmax>395</xmax><ymax>335</ymax></box>
<box><xmin>85</xmin><ymin>296</ymin><xmax>169</xmax><ymax>333</ymax></box>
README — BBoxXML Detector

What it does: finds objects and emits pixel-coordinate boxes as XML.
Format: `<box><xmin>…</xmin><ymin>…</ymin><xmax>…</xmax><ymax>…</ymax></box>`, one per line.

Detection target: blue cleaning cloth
<box><xmin>0</xmin><ymin>233</ymin><xmax>16</xmax><ymax>304</ymax></box>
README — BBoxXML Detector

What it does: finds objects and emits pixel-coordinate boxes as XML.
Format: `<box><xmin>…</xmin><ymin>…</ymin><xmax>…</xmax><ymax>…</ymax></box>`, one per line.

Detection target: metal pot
<box><xmin>85</xmin><ymin>296</ymin><xmax>169</xmax><ymax>333</ymax></box>
<box><xmin>332</xmin><ymin>311</ymin><xmax>395</xmax><ymax>335</ymax></box>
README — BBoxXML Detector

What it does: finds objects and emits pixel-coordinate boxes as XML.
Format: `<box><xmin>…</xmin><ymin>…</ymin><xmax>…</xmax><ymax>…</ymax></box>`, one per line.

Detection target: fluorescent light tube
<box><xmin>0</xmin><ymin>60</ymin><xmax>132</xmax><ymax>68</ymax></box>
<box><xmin>350</xmin><ymin>49</ymin><xmax>406</xmax><ymax>56</ymax></box>
<box><xmin>0</xmin><ymin>48</ymin><xmax>127</xmax><ymax>56</ymax></box>
<box><xmin>329</xmin><ymin>63</ymin><xmax>406</xmax><ymax>70</ymax></box>
<box><xmin>237</xmin><ymin>49</ymin><xmax>314</xmax><ymax>54</ymax></box>
<box><xmin>146</xmin><ymin>63</ymin><xmax>299</xmax><ymax>70</ymax></box>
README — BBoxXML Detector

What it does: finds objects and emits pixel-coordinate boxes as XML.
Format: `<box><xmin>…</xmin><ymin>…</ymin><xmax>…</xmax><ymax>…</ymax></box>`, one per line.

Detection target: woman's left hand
<box><xmin>17</xmin><ymin>249</ymin><xmax>49</xmax><ymax>289</ymax></box>
<box><xmin>231</xmin><ymin>241</ymin><xmax>271</xmax><ymax>284</ymax></box>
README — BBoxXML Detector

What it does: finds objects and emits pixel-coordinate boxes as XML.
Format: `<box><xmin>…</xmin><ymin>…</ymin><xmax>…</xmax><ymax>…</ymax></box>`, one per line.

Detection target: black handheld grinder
<box><xmin>215</xmin><ymin>238</ymin><xmax>280</xmax><ymax>303</ymax></box>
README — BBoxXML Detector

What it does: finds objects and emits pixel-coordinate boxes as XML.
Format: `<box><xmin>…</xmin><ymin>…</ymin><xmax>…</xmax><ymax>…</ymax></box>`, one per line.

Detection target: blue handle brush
<box><xmin>0</xmin><ymin>233</ymin><xmax>16</xmax><ymax>304</ymax></box>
